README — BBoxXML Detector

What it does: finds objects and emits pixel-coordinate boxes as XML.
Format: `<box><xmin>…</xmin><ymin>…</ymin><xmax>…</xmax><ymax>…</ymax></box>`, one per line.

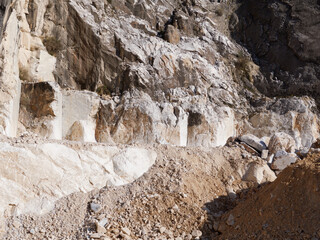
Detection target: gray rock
<box><xmin>191</xmin><ymin>230</ymin><xmax>202</xmax><ymax>238</ymax></box>
<box><xmin>271</xmin><ymin>153</ymin><xmax>298</xmax><ymax>171</ymax></box>
<box><xmin>239</xmin><ymin>134</ymin><xmax>267</xmax><ymax>152</ymax></box>
<box><xmin>90</xmin><ymin>202</ymin><xmax>101</xmax><ymax>213</ymax></box>
<box><xmin>226</xmin><ymin>214</ymin><xmax>235</xmax><ymax>226</ymax></box>
<box><xmin>233</xmin><ymin>0</ymin><xmax>320</xmax><ymax>105</ymax></box>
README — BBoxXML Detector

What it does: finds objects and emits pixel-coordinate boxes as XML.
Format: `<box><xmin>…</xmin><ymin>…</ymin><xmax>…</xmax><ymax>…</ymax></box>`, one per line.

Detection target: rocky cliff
<box><xmin>0</xmin><ymin>0</ymin><xmax>319</xmax><ymax>239</ymax></box>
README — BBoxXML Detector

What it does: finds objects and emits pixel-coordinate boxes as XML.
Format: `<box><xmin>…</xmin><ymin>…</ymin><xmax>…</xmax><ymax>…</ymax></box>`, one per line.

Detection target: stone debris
<box><xmin>90</xmin><ymin>203</ymin><xmax>101</xmax><ymax>213</ymax></box>
<box><xmin>191</xmin><ymin>229</ymin><xmax>202</xmax><ymax>237</ymax></box>
<box><xmin>96</xmin><ymin>221</ymin><xmax>106</xmax><ymax>234</ymax></box>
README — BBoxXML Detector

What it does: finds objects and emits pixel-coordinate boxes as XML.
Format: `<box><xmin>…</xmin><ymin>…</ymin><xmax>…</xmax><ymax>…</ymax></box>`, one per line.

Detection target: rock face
<box><xmin>233</xmin><ymin>0</ymin><xmax>320</xmax><ymax>105</ymax></box>
<box><xmin>243</xmin><ymin>97</ymin><xmax>319</xmax><ymax>149</ymax></box>
<box><xmin>0</xmin><ymin>0</ymin><xmax>319</xmax><ymax>149</ymax></box>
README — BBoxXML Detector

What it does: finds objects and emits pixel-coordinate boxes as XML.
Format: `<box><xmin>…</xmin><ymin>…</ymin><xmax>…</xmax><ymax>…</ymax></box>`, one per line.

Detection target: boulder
<box><xmin>243</xmin><ymin>162</ymin><xmax>276</xmax><ymax>184</ymax></box>
<box><xmin>112</xmin><ymin>148</ymin><xmax>157</xmax><ymax>183</ymax></box>
<box><xmin>268</xmin><ymin>132</ymin><xmax>296</xmax><ymax>154</ymax></box>
<box><xmin>239</xmin><ymin>134</ymin><xmax>267</xmax><ymax>152</ymax></box>
<box><xmin>271</xmin><ymin>152</ymin><xmax>298</xmax><ymax>171</ymax></box>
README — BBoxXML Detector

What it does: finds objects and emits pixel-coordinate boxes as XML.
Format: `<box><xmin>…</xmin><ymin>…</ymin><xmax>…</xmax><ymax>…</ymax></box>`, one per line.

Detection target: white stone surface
<box><xmin>243</xmin><ymin>162</ymin><xmax>277</xmax><ymax>184</ymax></box>
<box><xmin>244</xmin><ymin>97</ymin><xmax>319</xmax><ymax>149</ymax></box>
<box><xmin>271</xmin><ymin>152</ymin><xmax>298</xmax><ymax>171</ymax></box>
<box><xmin>36</xmin><ymin>50</ymin><xmax>56</xmax><ymax>82</ymax></box>
<box><xmin>0</xmin><ymin>142</ymin><xmax>156</xmax><ymax>217</ymax></box>
<box><xmin>0</xmin><ymin>10</ymin><xmax>21</xmax><ymax>137</ymax></box>
<box><xmin>62</xmin><ymin>90</ymin><xmax>100</xmax><ymax>142</ymax></box>
<box><xmin>268</xmin><ymin>132</ymin><xmax>296</xmax><ymax>154</ymax></box>
<box><xmin>112</xmin><ymin>147</ymin><xmax>157</xmax><ymax>183</ymax></box>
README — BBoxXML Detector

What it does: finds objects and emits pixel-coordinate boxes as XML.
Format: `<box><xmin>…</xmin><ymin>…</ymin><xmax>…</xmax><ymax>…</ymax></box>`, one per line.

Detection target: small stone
<box><xmin>159</xmin><ymin>227</ymin><xmax>166</xmax><ymax>233</ymax></box>
<box><xmin>111</xmin><ymin>228</ymin><xmax>119</xmax><ymax>234</ymax></box>
<box><xmin>261</xmin><ymin>149</ymin><xmax>268</xmax><ymax>159</ymax></box>
<box><xmin>29</xmin><ymin>229</ymin><xmax>35</xmax><ymax>235</ymax></box>
<box><xmin>185</xmin><ymin>234</ymin><xmax>192</xmax><ymax>240</ymax></box>
<box><xmin>96</xmin><ymin>221</ymin><xmax>106</xmax><ymax>234</ymax></box>
<box><xmin>98</xmin><ymin>218</ymin><xmax>108</xmax><ymax>227</ymax></box>
<box><xmin>121</xmin><ymin>227</ymin><xmax>131</xmax><ymax>236</ymax></box>
<box><xmin>172</xmin><ymin>204</ymin><xmax>179</xmax><ymax>211</ymax></box>
<box><xmin>90</xmin><ymin>233</ymin><xmax>101</xmax><ymax>239</ymax></box>
<box><xmin>226</xmin><ymin>214</ymin><xmax>235</xmax><ymax>226</ymax></box>
<box><xmin>12</xmin><ymin>220</ymin><xmax>21</xmax><ymax>228</ymax></box>
<box><xmin>90</xmin><ymin>202</ymin><xmax>101</xmax><ymax>213</ymax></box>
<box><xmin>191</xmin><ymin>230</ymin><xmax>202</xmax><ymax>237</ymax></box>
<box><xmin>267</xmin><ymin>154</ymin><xmax>274</xmax><ymax>164</ymax></box>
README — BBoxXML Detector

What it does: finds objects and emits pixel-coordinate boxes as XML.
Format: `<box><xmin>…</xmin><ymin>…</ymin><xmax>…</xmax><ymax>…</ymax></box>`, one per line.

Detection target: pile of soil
<box><xmin>217</xmin><ymin>153</ymin><xmax>320</xmax><ymax>240</ymax></box>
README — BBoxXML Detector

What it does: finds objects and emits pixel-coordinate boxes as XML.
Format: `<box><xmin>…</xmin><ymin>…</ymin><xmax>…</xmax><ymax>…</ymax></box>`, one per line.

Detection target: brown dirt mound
<box><xmin>217</xmin><ymin>153</ymin><xmax>320</xmax><ymax>240</ymax></box>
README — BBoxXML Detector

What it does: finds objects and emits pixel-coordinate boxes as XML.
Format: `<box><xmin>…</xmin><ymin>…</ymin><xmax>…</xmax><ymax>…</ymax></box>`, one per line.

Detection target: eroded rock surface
<box><xmin>233</xmin><ymin>0</ymin><xmax>320</xmax><ymax>105</ymax></box>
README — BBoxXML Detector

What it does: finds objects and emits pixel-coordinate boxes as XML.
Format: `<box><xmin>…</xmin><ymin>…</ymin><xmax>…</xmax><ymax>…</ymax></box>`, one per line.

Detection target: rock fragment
<box><xmin>226</xmin><ymin>214</ymin><xmax>235</xmax><ymax>226</ymax></box>
<box><xmin>191</xmin><ymin>230</ymin><xmax>202</xmax><ymax>238</ymax></box>
<box><xmin>261</xmin><ymin>149</ymin><xmax>268</xmax><ymax>159</ymax></box>
<box><xmin>96</xmin><ymin>221</ymin><xmax>107</xmax><ymax>234</ymax></box>
<box><xmin>90</xmin><ymin>202</ymin><xmax>101</xmax><ymax>213</ymax></box>
<box><xmin>243</xmin><ymin>162</ymin><xmax>276</xmax><ymax>184</ymax></box>
<box><xmin>271</xmin><ymin>152</ymin><xmax>298</xmax><ymax>171</ymax></box>
<box><xmin>268</xmin><ymin>132</ymin><xmax>296</xmax><ymax>154</ymax></box>
<box><xmin>239</xmin><ymin>134</ymin><xmax>267</xmax><ymax>152</ymax></box>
